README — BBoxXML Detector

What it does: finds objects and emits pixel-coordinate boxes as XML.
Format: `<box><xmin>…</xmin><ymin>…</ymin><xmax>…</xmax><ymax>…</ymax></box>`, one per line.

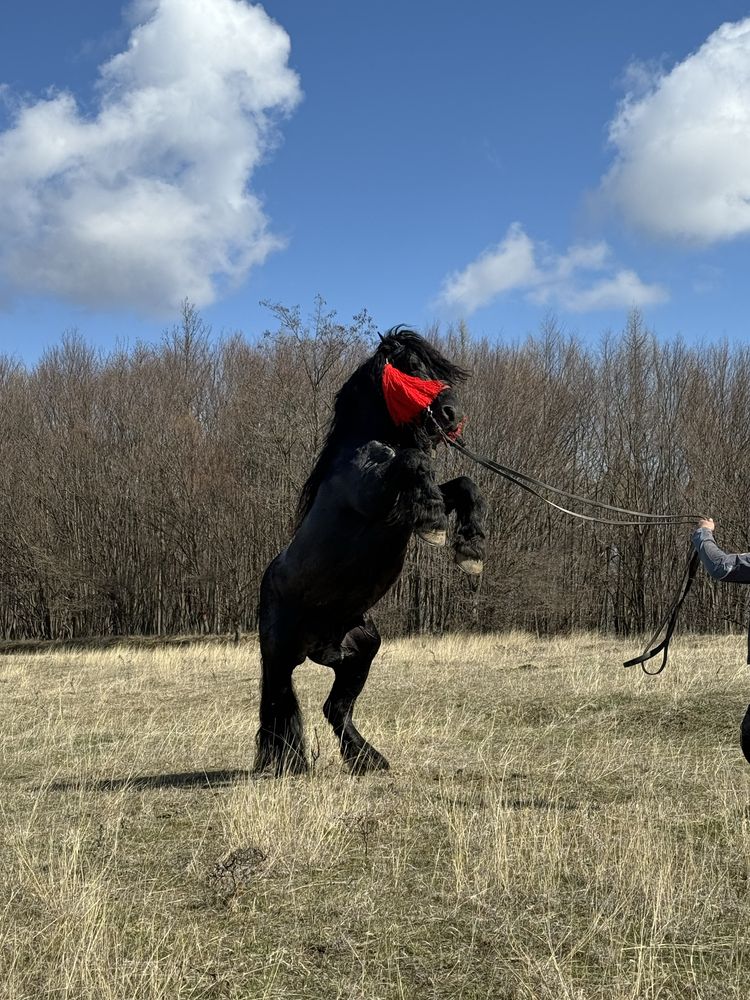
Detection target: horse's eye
<box><xmin>407</xmin><ymin>352</ymin><xmax>424</xmax><ymax>376</ymax></box>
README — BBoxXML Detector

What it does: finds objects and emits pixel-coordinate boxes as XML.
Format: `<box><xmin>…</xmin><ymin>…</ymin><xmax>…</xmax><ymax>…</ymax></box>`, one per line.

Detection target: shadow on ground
<box><xmin>49</xmin><ymin>768</ymin><xmax>252</xmax><ymax>792</ymax></box>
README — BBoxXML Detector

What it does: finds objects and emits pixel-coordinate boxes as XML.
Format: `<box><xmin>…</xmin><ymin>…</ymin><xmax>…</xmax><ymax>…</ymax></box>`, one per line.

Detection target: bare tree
<box><xmin>0</xmin><ymin>302</ymin><xmax>742</xmax><ymax>640</ymax></box>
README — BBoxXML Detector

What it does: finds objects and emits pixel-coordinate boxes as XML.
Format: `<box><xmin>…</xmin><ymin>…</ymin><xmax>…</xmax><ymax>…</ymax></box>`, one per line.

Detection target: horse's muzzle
<box><xmin>430</xmin><ymin>390</ymin><xmax>466</xmax><ymax>442</ymax></box>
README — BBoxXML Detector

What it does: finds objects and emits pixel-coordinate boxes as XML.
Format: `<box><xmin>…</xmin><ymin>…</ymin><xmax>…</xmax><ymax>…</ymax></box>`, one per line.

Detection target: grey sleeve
<box><xmin>692</xmin><ymin>528</ymin><xmax>750</xmax><ymax>583</ymax></box>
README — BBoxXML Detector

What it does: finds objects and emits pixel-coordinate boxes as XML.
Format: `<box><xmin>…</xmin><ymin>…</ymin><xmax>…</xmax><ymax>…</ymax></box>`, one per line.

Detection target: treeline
<box><xmin>1</xmin><ymin>299</ymin><xmax>749</xmax><ymax>641</ymax></box>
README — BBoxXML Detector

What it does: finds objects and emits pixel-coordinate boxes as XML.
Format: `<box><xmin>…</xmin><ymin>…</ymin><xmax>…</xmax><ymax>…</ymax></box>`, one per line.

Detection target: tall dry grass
<box><xmin>0</xmin><ymin>632</ymin><xmax>748</xmax><ymax>998</ymax></box>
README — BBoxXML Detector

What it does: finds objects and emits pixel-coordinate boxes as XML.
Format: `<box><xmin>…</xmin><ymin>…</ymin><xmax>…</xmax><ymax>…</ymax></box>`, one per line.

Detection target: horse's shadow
<box><xmin>49</xmin><ymin>768</ymin><xmax>251</xmax><ymax>792</ymax></box>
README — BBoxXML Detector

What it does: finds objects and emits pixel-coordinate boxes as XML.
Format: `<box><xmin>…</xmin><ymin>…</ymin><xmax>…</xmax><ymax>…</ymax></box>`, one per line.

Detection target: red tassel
<box><xmin>382</xmin><ymin>362</ymin><xmax>447</xmax><ymax>425</ymax></box>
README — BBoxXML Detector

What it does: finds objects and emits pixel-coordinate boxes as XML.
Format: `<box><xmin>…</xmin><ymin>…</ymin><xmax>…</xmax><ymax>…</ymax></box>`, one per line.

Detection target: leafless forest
<box><xmin>1</xmin><ymin>299</ymin><xmax>748</xmax><ymax>641</ymax></box>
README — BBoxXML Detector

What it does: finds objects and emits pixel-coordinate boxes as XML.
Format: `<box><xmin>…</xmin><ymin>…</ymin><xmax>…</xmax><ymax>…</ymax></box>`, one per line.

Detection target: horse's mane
<box><xmin>296</xmin><ymin>327</ymin><xmax>469</xmax><ymax>525</ymax></box>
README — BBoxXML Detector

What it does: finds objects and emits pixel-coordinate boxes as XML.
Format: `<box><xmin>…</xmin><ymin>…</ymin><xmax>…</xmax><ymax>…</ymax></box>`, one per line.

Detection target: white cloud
<box><xmin>438</xmin><ymin>224</ymin><xmax>667</xmax><ymax>315</ymax></box>
<box><xmin>438</xmin><ymin>223</ymin><xmax>538</xmax><ymax>313</ymax></box>
<box><xmin>552</xmin><ymin>270</ymin><xmax>667</xmax><ymax>312</ymax></box>
<box><xmin>0</xmin><ymin>0</ymin><xmax>301</xmax><ymax>313</ymax></box>
<box><xmin>601</xmin><ymin>18</ymin><xmax>750</xmax><ymax>244</ymax></box>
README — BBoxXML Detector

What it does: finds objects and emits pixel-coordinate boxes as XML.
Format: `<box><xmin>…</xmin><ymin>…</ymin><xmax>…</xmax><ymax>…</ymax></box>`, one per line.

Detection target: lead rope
<box><xmin>426</xmin><ymin>412</ymin><xmax>702</xmax><ymax>527</ymax></box>
<box><xmin>425</xmin><ymin>410</ymin><xmax>705</xmax><ymax>673</ymax></box>
<box><xmin>621</xmin><ymin>550</ymin><xmax>700</xmax><ymax>674</ymax></box>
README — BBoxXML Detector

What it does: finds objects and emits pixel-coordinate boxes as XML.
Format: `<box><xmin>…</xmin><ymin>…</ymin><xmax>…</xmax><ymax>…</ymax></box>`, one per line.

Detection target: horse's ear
<box><xmin>377</xmin><ymin>332</ymin><xmax>384</xmax><ymax>343</ymax></box>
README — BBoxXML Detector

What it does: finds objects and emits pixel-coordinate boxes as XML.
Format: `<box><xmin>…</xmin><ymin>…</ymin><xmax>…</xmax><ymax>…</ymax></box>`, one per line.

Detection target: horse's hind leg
<box><xmin>254</xmin><ymin>633</ymin><xmax>308</xmax><ymax>777</ymax></box>
<box><xmin>313</xmin><ymin>618</ymin><xmax>389</xmax><ymax>775</ymax></box>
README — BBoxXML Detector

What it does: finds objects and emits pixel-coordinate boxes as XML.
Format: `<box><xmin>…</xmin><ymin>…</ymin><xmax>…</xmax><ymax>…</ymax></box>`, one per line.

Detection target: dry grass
<box><xmin>0</xmin><ymin>631</ymin><xmax>748</xmax><ymax>999</ymax></box>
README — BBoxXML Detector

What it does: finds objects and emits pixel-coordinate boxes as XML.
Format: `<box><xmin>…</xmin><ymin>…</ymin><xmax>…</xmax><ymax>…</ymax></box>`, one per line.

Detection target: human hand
<box><xmin>697</xmin><ymin>517</ymin><xmax>715</xmax><ymax>532</ymax></box>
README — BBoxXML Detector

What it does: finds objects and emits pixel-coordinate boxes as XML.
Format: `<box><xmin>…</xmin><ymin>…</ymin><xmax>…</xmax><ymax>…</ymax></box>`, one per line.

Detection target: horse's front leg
<box><xmin>439</xmin><ymin>476</ymin><xmax>486</xmax><ymax>575</ymax></box>
<box><xmin>346</xmin><ymin>443</ymin><xmax>448</xmax><ymax>544</ymax></box>
<box><xmin>395</xmin><ymin>448</ymin><xmax>449</xmax><ymax>546</ymax></box>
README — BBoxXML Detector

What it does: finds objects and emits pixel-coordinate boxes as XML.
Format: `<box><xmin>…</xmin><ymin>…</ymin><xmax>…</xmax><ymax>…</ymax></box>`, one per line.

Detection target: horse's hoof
<box><xmin>456</xmin><ymin>557</ymin><xmax>483</xmax><ymax>575</ymax></box>
<box><xmin>279</xmin><ymin>752</ymin><xmax>310</xmax><ymax>777</ymax></box>
<box><xmin>250</xmin><ymin>768</ymin><xmax>278</xmax><ymax>781</ymax></box>
<box><xmin>348</xmin><ymin>747</ymin><xmax>390</xmax><ymax>775</ymax></box>
<box><xmin>741</xmin><ymin>705</ymin><xmax>750</xmax><ymax>764</ymax></box>
<box><xmin>253</xmin><ymin>753</ymin><xmax>309</xmax><ymax>778</ymax></box>
<box><xmin>417</xmin><ymin>529</ymin><xmax>447</xmax><ymax>547</ymax></box>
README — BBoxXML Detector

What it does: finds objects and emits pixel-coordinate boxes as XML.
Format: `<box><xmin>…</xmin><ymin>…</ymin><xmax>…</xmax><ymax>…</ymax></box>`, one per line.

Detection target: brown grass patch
<box><xmin>0</xmin><ymin>632</ymin><xmax>748</xmax><ymax>998</ymax></box>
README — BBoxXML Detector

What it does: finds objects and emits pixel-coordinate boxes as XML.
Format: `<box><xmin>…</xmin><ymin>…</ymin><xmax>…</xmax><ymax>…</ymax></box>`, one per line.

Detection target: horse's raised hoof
<box><xmin>417</xmin><ymin>529</ymin><xmax>447</xmax><ymax>547</ymax></box>
<box><xmin>456</xmin><ymin>557</ymin><xmax>483</xmax><ymax>575</ymax></box>
<box><xmin>347</xmin><ymin>746</ymin><xmax>390</xmax><ymax>775</ymax></box>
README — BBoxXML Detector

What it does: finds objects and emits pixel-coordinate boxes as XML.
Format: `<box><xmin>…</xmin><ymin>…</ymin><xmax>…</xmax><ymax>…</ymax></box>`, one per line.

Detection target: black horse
<box><xmin>254</xmin><ymin>328</ymin><xmax>486</xmax><ymax>775</ymax></box>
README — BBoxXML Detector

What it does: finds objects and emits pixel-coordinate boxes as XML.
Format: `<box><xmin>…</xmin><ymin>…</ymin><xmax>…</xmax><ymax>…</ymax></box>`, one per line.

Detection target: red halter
<box><xmin>381</xmin><ymin>362</ymin><xmax>447</xmax><ymax>426</ymax></box>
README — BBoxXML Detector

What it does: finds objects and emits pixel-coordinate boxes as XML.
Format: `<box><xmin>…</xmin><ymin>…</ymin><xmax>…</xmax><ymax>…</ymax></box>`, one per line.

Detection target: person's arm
<box><xmin>692</xmin><ymin>518</ymin><xmax>750</xmax><ymax>583</ymax></box>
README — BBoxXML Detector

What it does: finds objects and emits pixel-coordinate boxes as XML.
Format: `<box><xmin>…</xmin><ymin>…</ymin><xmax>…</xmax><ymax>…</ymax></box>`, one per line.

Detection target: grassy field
<box><xmin>0</xmin><ymin>631</ymin><xmax>748</xmax><ymax>999</ymax></box>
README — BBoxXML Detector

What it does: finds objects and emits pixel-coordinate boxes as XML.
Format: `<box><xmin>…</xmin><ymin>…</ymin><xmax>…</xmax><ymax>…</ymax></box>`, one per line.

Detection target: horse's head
<box><xmin>296</xmin><ymin>327</ymin><xmax>471</xmax><ymax>525</ymax></box>
<box><xmin>376</xmin><ymin>328</ymin><xmax>469</xmax><ymax>444</ymax></box>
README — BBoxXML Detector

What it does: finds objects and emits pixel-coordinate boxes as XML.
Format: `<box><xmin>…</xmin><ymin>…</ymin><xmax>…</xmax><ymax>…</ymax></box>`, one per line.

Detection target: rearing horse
<box><xmin>255</xmin><ymin>328</ymin><xmax>487</xmax><ymax>775</ymax></box>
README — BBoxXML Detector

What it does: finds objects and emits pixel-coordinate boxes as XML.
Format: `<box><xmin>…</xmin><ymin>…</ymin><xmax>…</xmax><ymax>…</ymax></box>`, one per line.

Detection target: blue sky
<box><xmin>1</xmin><ymin>0</ymin><xmax>750</xmax><ymax>361</ymax></box>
